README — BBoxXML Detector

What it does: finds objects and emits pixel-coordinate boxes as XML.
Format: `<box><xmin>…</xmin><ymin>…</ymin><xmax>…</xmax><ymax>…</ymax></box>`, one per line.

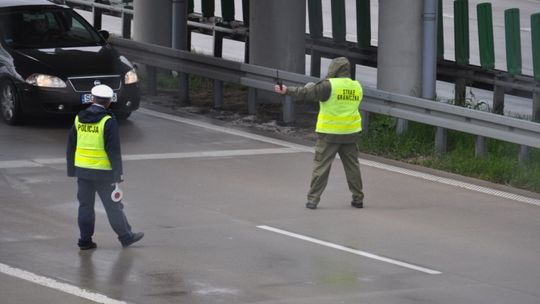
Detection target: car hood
<box><xmin>10</xmin><ymin>44</ymin><xmax>128</xmax><ymax>79</ymax></box>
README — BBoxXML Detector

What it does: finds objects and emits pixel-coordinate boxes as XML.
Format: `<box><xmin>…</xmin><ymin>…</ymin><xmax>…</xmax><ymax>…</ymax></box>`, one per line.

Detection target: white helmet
<box><xmin>91</xmin><ymin>84</ymin><xmax>114</xmax><ymax>99</ymax></box>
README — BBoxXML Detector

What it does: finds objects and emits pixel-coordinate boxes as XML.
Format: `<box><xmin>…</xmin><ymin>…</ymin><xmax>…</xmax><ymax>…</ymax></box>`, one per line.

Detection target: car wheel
<box><xmin>116</xmin><ymin>112</ymin><xmax>131</xmax><ymax>121</ymax></box>
<box><xmin>0</xmin><ymin>80</ymin><xmax>22</xmax><ymax>125</ymax></box>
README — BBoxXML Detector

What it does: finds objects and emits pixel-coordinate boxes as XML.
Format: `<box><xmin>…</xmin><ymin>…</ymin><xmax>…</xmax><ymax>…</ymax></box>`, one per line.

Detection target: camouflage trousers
<box><xmin>307</xmin><ymin>139</ymin><xmax>364</xmax><ymax>206</ymax></box>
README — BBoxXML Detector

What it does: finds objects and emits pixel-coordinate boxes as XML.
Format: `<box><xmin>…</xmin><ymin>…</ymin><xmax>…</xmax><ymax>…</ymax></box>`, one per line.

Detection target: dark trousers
<box><xmin>77</xmin><ymin>178</ymin><xmax>133</xmax><ymax>243</ymax></box>
<box><xmin>307</xmin><ymin>139</ymin><xmax>364</xmax><ymax>205</ymax></box>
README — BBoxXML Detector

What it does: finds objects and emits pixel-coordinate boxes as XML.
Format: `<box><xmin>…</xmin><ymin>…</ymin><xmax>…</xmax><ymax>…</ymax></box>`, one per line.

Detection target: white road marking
<box><xmin>359</xmin><ymin>159</ymin><xmax>540</xmax><ymax>207</ymax></box>
<box><xmin>4</xmin><ymin>109</ymin><xmax>539</xmax><ymax>207</ymax></box>
<box><xmin>141</xmin><ymin>108</ymin><xmax>540</xmax><ymax>208</ymax></box>
<box><xmin>257</xmin><ymin>225</ymin><xmax>442</xmax><ymax>275</ymax></box>
<box><xmin>121</xmin><ymin>148</ymin><xmax>300</xmax><ymax>161</ymax></box>
<box><xmin>0</xmin><ymin>262</ymin><xmax>129</xmax><ymax>304</ymax></box>
<box><xmin>138</xmin><ymin>108</ymin><xmax>313</xmax><ymax>152</ymax></box>
<box><xmin>0</xmin><ymin>148</ymin><xmax>301</xmax><ymax>169</ymax></box>
<box><xmin>0</xmin><ymin>160</ymin><xmax>42</xmax><ymax>168</ymax></box>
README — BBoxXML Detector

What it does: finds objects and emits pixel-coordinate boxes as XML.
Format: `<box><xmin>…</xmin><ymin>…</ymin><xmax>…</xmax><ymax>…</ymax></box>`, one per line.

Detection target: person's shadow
<box><xmin>77</xmin><ymin>250</ymin><xmax>97</xmax><ymax>290</ymax></box>
<box><xmin>77</xmin><ymin>249</ymin><xmax>135</xmax><ymax>298</ymax></box>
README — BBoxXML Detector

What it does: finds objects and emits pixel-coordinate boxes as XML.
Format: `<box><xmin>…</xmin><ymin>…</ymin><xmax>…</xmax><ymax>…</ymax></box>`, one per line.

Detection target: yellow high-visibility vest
<box><xmin>315</xmin><ymin>78</ymin><xmax>362</xmax><ymax>134</ymax></box>
<box><xmin>74</xmin><ymin>115</ymin><xmax>112</xmax><ymax>170</ymax></box>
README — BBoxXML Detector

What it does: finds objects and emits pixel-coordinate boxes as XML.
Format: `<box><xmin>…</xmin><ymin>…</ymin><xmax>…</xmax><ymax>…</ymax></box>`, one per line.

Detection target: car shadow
<box><xmin>19</xmin><ymin>115</ymin><xmax>75</xmax><ymax>129</ymax></box>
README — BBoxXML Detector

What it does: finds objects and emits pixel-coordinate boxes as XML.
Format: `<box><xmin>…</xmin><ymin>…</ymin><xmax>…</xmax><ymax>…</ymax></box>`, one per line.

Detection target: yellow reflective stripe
<box><xmin>317</xmin><ymin>113</ymin><xmax>361</xmax><ymax>122</ymax></box>
<box><xmin>75</xmin><ymin>156</ymin><xmax>107</xmax><ymax>163</ymax></box>
<box><xmin>75</xmin><ymin>161</ymin><xmax>112</xmax><ymax>170</ymax></box>
<box><xmin>75</xmin><ymin>148</ymin><xmax>111</xmax><ymax>170</ymax></box>
<box><xmin>316</xmin><ymin>121</ymin><xmax>361</xmax><ymax>130</ymax></box>
<box><xmin>75</xmin><ymin>147</ymin><xmax>108</xmax><ymax>157</ymax></box>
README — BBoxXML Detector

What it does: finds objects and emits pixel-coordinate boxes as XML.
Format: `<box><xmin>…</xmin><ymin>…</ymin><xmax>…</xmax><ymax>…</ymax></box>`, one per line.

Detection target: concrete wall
<box><xmin>133</xmin><ymin>0</ymin><xmax>172</xmax><ymax>47</ymax></box>
<box><xmin>377</xmin><ymin>0</ymin><xmax>423</xmax><ymax>96</ymax></box>
<box><xmin>249</xmin><ymin>0</ymin><xmax>306</xmax><ymax>74</ymax></box>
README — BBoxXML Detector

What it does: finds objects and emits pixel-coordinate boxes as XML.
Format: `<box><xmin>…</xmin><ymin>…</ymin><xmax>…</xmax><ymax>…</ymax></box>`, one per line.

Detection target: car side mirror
<box><xmin>98</xmin><ymin>30</ymin><xmax>110</xmax><ymax>41</ymax></box>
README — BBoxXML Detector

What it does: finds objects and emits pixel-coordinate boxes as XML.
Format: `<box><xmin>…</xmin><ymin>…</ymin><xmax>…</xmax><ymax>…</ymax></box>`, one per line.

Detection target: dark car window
<box><xmin>0</xmin><ymin>7</ymin><xmax>105</xmax><ymax>49</ymax></box>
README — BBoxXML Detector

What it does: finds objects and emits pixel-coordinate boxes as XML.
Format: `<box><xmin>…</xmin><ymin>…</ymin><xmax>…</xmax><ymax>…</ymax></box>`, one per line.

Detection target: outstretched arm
<box><xmin>274</xmin><ymin>80</ymin><xmax>331</xmax><ymax>102</ymax></box>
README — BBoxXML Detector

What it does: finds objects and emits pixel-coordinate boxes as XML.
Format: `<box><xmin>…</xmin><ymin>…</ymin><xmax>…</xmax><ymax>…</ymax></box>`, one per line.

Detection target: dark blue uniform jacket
<box><xmin>66</xmin><ymin>104</ymin><xmax>123</xmax><ymax>183</ymax></box>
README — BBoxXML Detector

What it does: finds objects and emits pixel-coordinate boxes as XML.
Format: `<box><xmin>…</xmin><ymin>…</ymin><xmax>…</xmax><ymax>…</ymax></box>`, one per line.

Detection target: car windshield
<box><xmin>0</xmin><ymin>7</ymin><xmax>105</xmax><ymax>49</ymax></box>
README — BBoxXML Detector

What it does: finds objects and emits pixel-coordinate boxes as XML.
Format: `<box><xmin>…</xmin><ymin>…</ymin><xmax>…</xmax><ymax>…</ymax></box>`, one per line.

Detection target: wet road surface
<box><xmin>2</xmin><ymin>107</ymin><xmax>540</xmax><ymax>303</ymax></box>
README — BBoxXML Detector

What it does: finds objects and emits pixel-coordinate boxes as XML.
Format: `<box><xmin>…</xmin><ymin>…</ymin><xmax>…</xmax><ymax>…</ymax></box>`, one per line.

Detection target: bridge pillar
<box><xmin>249</xmin><ymin>0</ymin><xmax>305</xmax><ymax>123</ymax></box>
<box><xmin>133</xmin><ymin>0</ymin><xmax>172</xmax><ymax>46</ymax></box>
<box><xmin>132</xmin><ymin>0</ymin><xmax>173</xmax><ymax>96</ymax></box>
<box><xmin>377</xmin><ymin>0</ymin><xmax>423</xmax><ymax>134</ymax></box>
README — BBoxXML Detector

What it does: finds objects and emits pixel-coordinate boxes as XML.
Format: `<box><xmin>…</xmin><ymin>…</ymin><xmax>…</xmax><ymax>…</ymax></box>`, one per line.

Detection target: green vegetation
<box><xmin>358</xmin><ymin>114</ymin><xmax>540</xmax><ymax>192</ymax></box>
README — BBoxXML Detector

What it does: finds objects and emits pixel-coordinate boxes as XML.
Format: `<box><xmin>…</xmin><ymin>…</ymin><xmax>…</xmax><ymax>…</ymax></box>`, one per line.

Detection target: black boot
<box><xmin>306</xmin><ymin>202</ymin><xmax>317</xmax><ymax>209</ymax></box>
<box><xmin>351</xmin><ymin>201</ymin><xmax>363</xmax><ymax>208</ymax></box>
<box><xmin>121</xmin><ymin>232</ymin><xmax>144</xmax><ymax>248</ymax></box>
<box><xmin>78</xmin><ymin>239</ymin><xmax>97</xmax><ymax>250</ymax></box>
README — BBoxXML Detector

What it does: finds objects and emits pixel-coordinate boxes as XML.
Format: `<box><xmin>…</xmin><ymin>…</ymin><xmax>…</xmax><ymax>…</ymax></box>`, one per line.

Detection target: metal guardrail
<box><xmin>65</xmin><ymin>0</ymin><xmax>539</xmax><ymax>107</ymax></box>
<box><xmin>65</xmin><ymin>0</ymin><xmax>132</xmax><ymax>13</ymax></box>
<box><xmin>110</xmin><ymin>37</ymin><xmax>540</xmax><ymax>150</ymax></box>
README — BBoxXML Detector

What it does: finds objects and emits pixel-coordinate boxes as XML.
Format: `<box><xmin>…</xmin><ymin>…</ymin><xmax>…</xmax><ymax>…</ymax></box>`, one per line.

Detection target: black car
<box><xmin>0</xmin><ymin>0</ymin><xmax>140</xmax><ymax>125</ymax></box>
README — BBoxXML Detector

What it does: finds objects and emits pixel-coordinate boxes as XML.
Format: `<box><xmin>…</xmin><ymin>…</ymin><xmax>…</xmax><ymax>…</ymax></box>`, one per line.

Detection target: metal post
<box><xmin>172</xmin><ymin>0</ymin><xmax>189</xmax><ymax>105</ymax></box>
<box><xmin>248</xmin><ymin>88</ymin><xmax>257</xmax><ymax>115</ymax></box>
<box><xmin>519</xmin><ymin>145</ymin><xmax>529</xmax><ymax>162</ymax></box>
<box><xmin>213</xmin><ymin>80</ymin><xmax>223</xmax><ymax>109</ymax></box>
<box><xmin>213</xmin><ymin>31</ymin><xmax>224</xmax><ymax>58</ymax></box>
<box><xmin>283</xmin><ymin>95</ymin><xmax>295</xmax><ymax>124</ymax></box>
<box><xmin>435</xmin><ymin>126</ymin><xmax>447</xmax><ymax>157</ymax></box>
<box><xmin>422</xmin><ymin>0</ymin><xmax>437</xmax><ymax>100</ymax></box>
<box><xmin>92</xmin><ymin>3</ymin><xmax>103</xmax><ymax>29</ymax></box>
<box><xmin>121</xmin><ymin>12</ymin><xmax>132</xmax><ymax>38</ymax></box>
<box><xmin>422</xmin><ymin>0</ymin><xmax>445</xmax><ymax>156</ymax></box>
<box><xmin>521</xmin><ymin>87</ymin><xmax>540</xmax><ymax>163</ymax></box>
<box><xmin>493</xmin><ymin>83</ymin><xmax>505</xmax><ymax>114</ymax></box>
<box><xmin>310</xmin><ymin>52</ymin><xmax>321</xmax><ymax>77</ymax></box>
<box><xmin>244</xmin><ymin>37</ymin><xmax>249</xmax><ymax>63</ymax></box>
<box><xmin>475</xmin><ymin>136</ymin><xmax>486</xmax><ymax>157</ymax></box>
<box><xmin>349</xmin><ymin>59</ymin><xmax>357</xmax><ymax>80</ymax></box>
<box><xmin>147</xmin><ymin>66</ymin><xmax>157</xmax><ymax>96</ymax></box>
<box><xmin>533</xmin><ymin>87</ymin><xmax>540</xmax><ymax>123</ymax></box>
<box><xmin>454</xmin><ymin>78</ymin><xmax>466</xmax><ymax>106</ymax></box>
<box><xmin>396</xmin><ymin>118</ymin><xmax>408</xmax><ymax>135</ymax></box>
<box><xmin>361</xmin><ymin>111</ymin><xmax>370</xmax><ymax>133</ymax></box>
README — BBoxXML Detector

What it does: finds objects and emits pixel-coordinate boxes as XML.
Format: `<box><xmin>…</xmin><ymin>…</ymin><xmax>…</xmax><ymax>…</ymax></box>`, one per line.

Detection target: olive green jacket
<box><xmin>286</xmin><ymin>57</ymin><xmax>361</xmax><ymax>143</ymax></box>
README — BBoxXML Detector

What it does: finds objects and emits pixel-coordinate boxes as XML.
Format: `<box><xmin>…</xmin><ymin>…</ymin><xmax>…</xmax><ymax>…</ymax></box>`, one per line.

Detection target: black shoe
<box><xmin>351</xmin><ymin>201</ymin><xmax>363</xmax><ymax>208</ymax></box>
<box><xmin>78</xmin><ymin>240</ymin><xmax>97</xmax><ymax>250</ymax></box>
<box><xmin>121</xmin><ymin>232</ymin><xmax>144</xmax><ymax>248</ymax></box>
<box><xmin>306</xmin><ymin>202</ymin><xmax>317</xmax><ymax>209</ymax></box>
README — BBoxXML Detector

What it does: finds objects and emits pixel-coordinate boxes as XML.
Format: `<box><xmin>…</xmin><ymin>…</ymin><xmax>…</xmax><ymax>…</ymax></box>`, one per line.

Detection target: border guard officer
<box><xmin>275</xmin><ymin>57</ymin><xmax>365</xmax><ymax>210</ymax></box>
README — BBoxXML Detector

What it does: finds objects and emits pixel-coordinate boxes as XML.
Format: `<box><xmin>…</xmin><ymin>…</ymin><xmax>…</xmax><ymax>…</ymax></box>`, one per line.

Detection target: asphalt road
<box><xmin>2</xmin><ymin>105</ymin><xmax>540</xmax><ymax>303</ymax></box>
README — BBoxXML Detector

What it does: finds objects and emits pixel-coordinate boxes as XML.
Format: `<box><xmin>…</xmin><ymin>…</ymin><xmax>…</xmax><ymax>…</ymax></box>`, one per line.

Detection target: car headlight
<box><xmin>124</xmin><ymin>69</ymin><xmax>138</xmax><ymax>84</ymax></box>
<box><xmin>26</xmin><ymin>74</ymin><xmax>67</xmax><ymax>88</ymax></box>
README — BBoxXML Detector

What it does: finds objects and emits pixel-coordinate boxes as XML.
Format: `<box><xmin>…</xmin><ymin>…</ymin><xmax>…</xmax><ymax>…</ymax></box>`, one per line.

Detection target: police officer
<box><xmin>275</xmin><ymin>57</ymin><xmax>364</xmax><ymax>209</ymax></box>
<box><xmin>67</xmin><ymin>84</ymin><xmax>144</xmax><ymax>249</ymax></box>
